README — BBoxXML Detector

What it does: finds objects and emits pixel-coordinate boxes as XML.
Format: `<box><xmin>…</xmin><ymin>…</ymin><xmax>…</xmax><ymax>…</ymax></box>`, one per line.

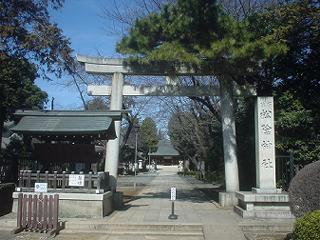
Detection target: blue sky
<box><xmin>36</xmin><ymin>0</ymin><xmax>122</xmax><ymax>109</ymax></box>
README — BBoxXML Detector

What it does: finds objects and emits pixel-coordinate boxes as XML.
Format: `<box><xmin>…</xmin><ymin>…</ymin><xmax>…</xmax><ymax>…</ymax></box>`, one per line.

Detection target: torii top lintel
<box><xmin>77</xmin><ymin>54</ymin><xmax>210</xmax><ymax>76</ymax></box>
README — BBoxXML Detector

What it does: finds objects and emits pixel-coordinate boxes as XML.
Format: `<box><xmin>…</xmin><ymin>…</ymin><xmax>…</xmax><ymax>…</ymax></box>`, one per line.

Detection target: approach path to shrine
<box><xmin>68</xmin><ymin>165</ymin><xmax>246</xmax><ymax>240</ymax></box>
<box><xmin>0</xmin><ymin>166</ymin><xmax>246</xmax><ymax>240</ymax></box>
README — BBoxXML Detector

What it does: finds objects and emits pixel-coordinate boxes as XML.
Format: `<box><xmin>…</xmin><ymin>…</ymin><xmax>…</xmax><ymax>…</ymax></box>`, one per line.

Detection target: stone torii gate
<box><xmin>77</xmin><ymin>54</ymin><xmax>281</xmax><ymax>209</ymax></box>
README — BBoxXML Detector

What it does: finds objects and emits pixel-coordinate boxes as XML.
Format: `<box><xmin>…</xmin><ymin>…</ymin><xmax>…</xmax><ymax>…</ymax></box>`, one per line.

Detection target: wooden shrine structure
<box><xmin>10</xmin><ymin>110</ymin><xmax>122</xmax><ymax>217</ymax></box>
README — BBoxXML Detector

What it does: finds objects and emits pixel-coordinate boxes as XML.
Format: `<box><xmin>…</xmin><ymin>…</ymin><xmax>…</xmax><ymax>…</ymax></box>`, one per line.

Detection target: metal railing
<box><xmin>276</xmin><ymin>153</ymin><xmax>298</xmax><ymax>190</ymax></box>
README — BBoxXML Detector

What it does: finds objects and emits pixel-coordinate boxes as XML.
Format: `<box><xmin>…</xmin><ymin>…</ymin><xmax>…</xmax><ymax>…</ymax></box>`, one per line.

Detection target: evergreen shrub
<box><xmin>288</xmin><ymin>161</ymin><xmax>320</xmax><ymax>217</ymax></box>
<box><xmin>293</xmin><ymin>210</ymin><xmax>320</xmax><ymax>240</ymax></box>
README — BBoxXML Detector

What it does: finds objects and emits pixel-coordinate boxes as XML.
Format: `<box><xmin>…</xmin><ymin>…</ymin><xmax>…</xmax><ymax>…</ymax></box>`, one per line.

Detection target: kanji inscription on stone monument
<box><xmin>255</xmin><ymin>97</ymin><xmax>276</xmax><ymax>190</ymax></box>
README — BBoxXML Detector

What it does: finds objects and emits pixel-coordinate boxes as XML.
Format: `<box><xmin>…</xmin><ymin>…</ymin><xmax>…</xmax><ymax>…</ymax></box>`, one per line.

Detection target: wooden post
<box><xmin>88</xmin><ymin>172</ymin><xmax>92</xmax><ymax>189</ymax></box>
<box><xmin>27</xmin><ymin>194</ymin><xmax>32</xmax><ymax>229</ymax></box>
<box><xmin>36</xmin><ymin>170</ymin><xmax>40</xmax><ymax>183</ymax></box>
<box><xmin>45</xmin><ymin>171</ymin><xmax>49</xmax><ymax>187</ymax></box>
<box><xmin>53</xmin><ymin>171</ymin><xmax>57</xmax><ymax>189</ymax></box>
<box><xmin>16</xmin><ymin>194</ymin><xmax>23</xmax><ymax>227</ymax></box>
<box><xmin>32</xmin><ymin>195</ymin><xmax>37</xmax><ymax>230</ymax></box>
<box><xmin>27</xmin><ymin>170</ymin><xmax>31</xmax><ymax>188</ymax></box>
<box><xmin>48</xmin><ymin>195</ymin><xmax>53</xmax><ymax>230</ymax></box>
<box><xmin>62</xmin><ymin>171</ymin><xmax>66</xmax><ymax>190</ymax></box>
<box><xmin>43</xmin><ymin>195</ymin><xmax>48</xmax><ymax>230</ymax></box>
<box><xmin>38</xmin><ymin>194</ymin><xmax>42</xmax><ymax>229</ymax></box>
<box><xmin>52</xmin><ymin>194</ymin><xmax>59</xmax><ymax>231</ymax></box>
<box><xmin>22</xmin><ymin>195</ymin><xmax>27</xmax><ymax>228</ymax></box>
<box><xmin>19</xmin><ymin>170</ymin><xmax>23</xmax><ymax>187</ymax></box>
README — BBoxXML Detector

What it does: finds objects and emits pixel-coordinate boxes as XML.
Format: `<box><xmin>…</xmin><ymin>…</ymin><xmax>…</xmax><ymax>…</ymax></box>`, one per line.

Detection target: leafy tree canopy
<box><xmin>253</xmin><ymin>0</ymin><xmax>320</xmax><ymax>164</ymax></box>
<box><xmin>0</xmin><ymin>0</ymin><xmax>73</xmax><ymax>152</ymax></box>
<box><xmin>117</xmin><ymin>0</ymin><xmax>286</xmax><ymax>82</ymax></box>
<box><xmin>0</xmin><ymin>0</ymin><xmax>74</xmax><ymax>77</ymax></box>
<box><xmin>0</xmin><ymin>54</ymin><xmax>48</xmax><ymax>120</ymax></box>
<box><xmin>140</xmin><ymin>117</ymin><xmax>158</xmax><ymax>153</ymax></box>
<box><xmin>250</xmin><ymin>0</ymin><xmax>320</xmax><ymax>94</ymax></box>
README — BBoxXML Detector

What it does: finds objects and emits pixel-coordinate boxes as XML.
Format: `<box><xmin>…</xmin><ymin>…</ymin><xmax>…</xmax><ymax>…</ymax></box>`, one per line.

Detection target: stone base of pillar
<box><xmin>113</xmin><ymin>191</ymin><xmax>124</xmax><ymax>210</ymax></box>
<box><xmin>109</xmin><ymin>175</ymin><xmax>117</xmax><ymax>192</ymax></box>
<box><xmin>219</xmin><ymin>192</ymin><xmax>238</xmax><ymax>207</ymax></box>
<box><xmin>234</xmin><ymin>191</ymin><xmax>294</xmax><ymax>219</ymax></box>
<box><xmin>12</xmin><ymin>191</ymin><xmax>114</xmax><ymax>218</ymax></box>
<box><xmin>252</xmin><ymin>187</ymin><xmax>282</xmax><ymax>194</ymax></box>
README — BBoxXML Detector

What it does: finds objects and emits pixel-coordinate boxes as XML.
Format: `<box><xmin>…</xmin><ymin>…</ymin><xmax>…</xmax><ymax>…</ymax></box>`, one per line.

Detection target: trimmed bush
<box><xmin>288</xmin><ymin>161</ymin><xmax>320</xmax><ymax>217</ymax></box>
<box><xmin>293</xmin><ymin>210</ymin><xmax>320</xmax><ymax>240</ymax></box>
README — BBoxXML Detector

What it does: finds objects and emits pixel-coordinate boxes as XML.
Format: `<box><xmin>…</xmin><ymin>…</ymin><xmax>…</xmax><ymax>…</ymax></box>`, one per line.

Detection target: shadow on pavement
<box><xmin>122</xmin><ymin>188</ymin><xmax>220</xmax><ymax>204</ymax></box>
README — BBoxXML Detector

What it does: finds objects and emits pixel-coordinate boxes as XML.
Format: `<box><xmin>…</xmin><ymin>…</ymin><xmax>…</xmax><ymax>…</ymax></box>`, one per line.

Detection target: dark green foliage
<box><xmin>117</xmin><ymin>0</ymin><xmax>286</xmax><ymax>82</ymax></box>
<box><xmin>293</xmin><ymin>210</ymin><xmax>320</xmax><ymax>240</ymax></box>
<box><xmin>275</xmin><ymin>91</ymin><xmax>320</xmax><ymax>165</ymax></box>
<box><xmin>0</xmin><ymin>55</ymin><xmax>48</xmax><ymax>154</ymax></box>
<box><xmin>0</xmin><ymin>0</ymin><xmax>73</xmax><ymax>151</ymax></box>
<box><xmin>140</xmin><ymin>117</ymin><xmax>158</xmax><ymax>154</ymax></box>
<box><xmin>1</xmin><ymin>137</ymin><xmax>34</xmax><ymax>183</ymax></box>
<box><xmin>0</xmin><ymin>55</ymin><xmax>48</xmax><ymax>121</ymax></box>
<box><xmin>119</xmin><ymin>145</ymin><xmax>135</xmax><ymax>174</ymax></box>
<box><xmin>254</xmin><ymin>0</ymin><xmax>320</xmax><ymax>163</ymax></box>
<box><xmin>288</xmin><ymin>161</ymin><xmax>320</xmax><ymax>217</ymax></box>
<box><xmin>0</xmin><ymin>0</ymin><xmax>73</xmax><ymax>76</ymax></box>
<box><xmin>0</xmin><ymin>183</ymin><xmax>15</xmax><ymax>216</ymax></box>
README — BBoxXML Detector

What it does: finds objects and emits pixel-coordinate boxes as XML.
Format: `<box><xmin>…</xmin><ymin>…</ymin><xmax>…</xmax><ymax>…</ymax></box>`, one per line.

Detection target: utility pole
<box><xmin>148</xmin><ymin>147</ymin><xmax>151</xmax><ymax>172</ymax></box>
<box><xmin>134</xmin><ymin>124</ymin><xmax>139</xmax><ymax>189</ymax></box>
<box><xmin>51</xmin><ymin>97</ymin><xmax>55</xmax><ymax>110</ymax></box>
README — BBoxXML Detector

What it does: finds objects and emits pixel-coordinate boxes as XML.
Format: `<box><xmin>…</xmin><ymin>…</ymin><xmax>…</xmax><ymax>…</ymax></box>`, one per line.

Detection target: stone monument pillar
<box><xmin>234</xmin><ymin>96</ymin><xmax>293</xmax><ymax>219</ymax></box>
<box><xmin>105</xmin><ymin>72</ymin><xmax>124</xmax><ymax>191</ymax></box>
<box><xmin>253</xmin><ymin>96</ymin><xmax>279</xmax><ymax>193</ymax></box>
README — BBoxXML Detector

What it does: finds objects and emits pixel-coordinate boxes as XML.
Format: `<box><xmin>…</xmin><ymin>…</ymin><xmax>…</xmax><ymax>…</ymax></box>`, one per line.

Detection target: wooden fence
<box><xmin>17</xmin><ymin>170</ymin><xmax>109</xmax><ymax>193</ymax></box>
<box><xmin>14</xmin><ymin>193</ymin><xmax>59</xmax><ymax>235</ymax></box>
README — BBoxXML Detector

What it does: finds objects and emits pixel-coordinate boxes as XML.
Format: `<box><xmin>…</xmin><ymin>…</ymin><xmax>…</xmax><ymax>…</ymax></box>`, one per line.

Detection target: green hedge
<box><xmin>289</xmin><ymin>161</ymin><xmax>320</xmax><ymax>217</ymax></box>
<box><xmin>293</xmin><ymin>210</ymin><xmax>320</xmax><ymax>240</ymax></box>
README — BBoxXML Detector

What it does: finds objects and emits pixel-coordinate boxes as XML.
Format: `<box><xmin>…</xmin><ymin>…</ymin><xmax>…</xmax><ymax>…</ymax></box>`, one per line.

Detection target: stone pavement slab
<box><xmin>0</xmin><ymin>166</ymin><xmax>247</xmax><ymax>240</ymax></box>
<box><xmin>109</xmin><ymin>165</ymin><xmax>246</xmax><ymax>240</ymax></box>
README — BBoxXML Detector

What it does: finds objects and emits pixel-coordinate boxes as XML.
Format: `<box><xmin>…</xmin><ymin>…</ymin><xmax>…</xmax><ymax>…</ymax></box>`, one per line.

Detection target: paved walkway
<box><xmin>0</xmin><ymin>166</ymin><xmax>246</xmax><ymax>240</ymax></box>
<box><xmin>108</xmin><ymin>165</ymin><xmax>246</xmax><ymax>239</ymax></box>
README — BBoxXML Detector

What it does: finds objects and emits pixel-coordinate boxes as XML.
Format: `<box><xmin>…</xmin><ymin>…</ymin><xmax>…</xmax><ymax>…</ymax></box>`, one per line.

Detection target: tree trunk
<box><xmin>220</xmin><ymin>77</ymin><xmax>239</xmax><ymax>192</ymax></box>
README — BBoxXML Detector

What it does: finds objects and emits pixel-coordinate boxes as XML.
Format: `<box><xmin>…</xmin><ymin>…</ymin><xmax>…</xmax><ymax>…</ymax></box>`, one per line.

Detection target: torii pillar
<box><xmin>105</xmin><ymin>72</ymin><xmax>124</xmax><ymax>191</ymax></box>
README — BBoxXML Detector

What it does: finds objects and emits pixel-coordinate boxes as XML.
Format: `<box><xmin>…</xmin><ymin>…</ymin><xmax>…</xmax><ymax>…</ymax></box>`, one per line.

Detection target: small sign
<box><xmin>170</xmin><ymin>187</ymin><xmax>176</xmax><ymax>201</ymax></box>
<box><xmin>35</xmin><ymin>183</ymin><xmax>48</xmax><ymax>193</ymax></box>
<box><xmin>69</xmin><ymin>174</ymin><xmax>85</xmax><ymax>187</ymax></box>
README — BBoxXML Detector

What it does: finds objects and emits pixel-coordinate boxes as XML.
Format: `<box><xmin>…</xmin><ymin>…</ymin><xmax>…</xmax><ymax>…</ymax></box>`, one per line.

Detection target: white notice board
<box><xmin>35</xmin><ymin>183</ymin><xmax>48</xmax><ymax>193</ymax></box>
<box><xmin>69</xmin><ymin>174</ymin><xmax>85</xmax><ymax>187</ymax></box>
<box><xmin>170</xmin><ymin>187</ymin><xmax>176</xmax><ymax>201</ymax></box>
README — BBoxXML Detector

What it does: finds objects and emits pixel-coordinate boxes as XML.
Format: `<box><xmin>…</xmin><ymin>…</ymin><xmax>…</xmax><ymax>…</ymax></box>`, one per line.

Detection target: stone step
<box><xmin>244</xmin><ymin>232</ymin><xmax>289</xmax><ymax>240</ymax></box>
<box><xmin>239</xmin><ymin>219</ymin><xmax>294</xmax><ymax>232</ymax></box>
<box><xmin>63</xmin><ymin>221</ymin><xmax>203</xmax><ymax>233</ymax></box>
<box><xmin>49</xmin><ymin>232</ymin><xmax>204</xmax><ymax>240</ymax></box>
<box><xmin>0</xmin><ymin>219</ymin><xmax>203</xmax><ymax>231</ymax></box>
<box><xmin>234</xmin><ymin>206</ymin><xmax>294</xmax><ymax>219</ymax></box>
<box><xmin>0</xmin><ymin>219</ymin><xmax>204</xmax><ymax>238</ymax></box>
<box><xmin>62</xmin><ymin>223</ymin><xmax>204</xmax><ymax>238</ymax></box>
<box><xmin>63</xmin><ymin>230</ymin><xmax>203</xmax><ymax>237</ymax></box>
